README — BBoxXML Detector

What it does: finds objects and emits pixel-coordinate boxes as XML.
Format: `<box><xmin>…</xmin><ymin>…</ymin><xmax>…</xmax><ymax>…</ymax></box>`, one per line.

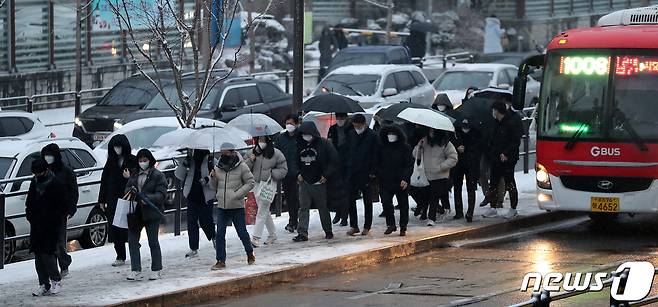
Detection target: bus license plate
<box><xmin>591</xmin><ymin>197</ymin><xmax>620</xmax><ymax>213</ymax></box>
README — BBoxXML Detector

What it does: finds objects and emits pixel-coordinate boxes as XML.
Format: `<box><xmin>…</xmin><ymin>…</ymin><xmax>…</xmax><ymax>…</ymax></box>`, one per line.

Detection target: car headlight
<box><xmin>74</xmin><ymin>117</ymin><xmax>83</xmax><ymax>127</ymax></box>
<box><xmin>536</xmin><ymin>163</ymin><xmax>551</xmax><ymax>189</ymax></box>
<box><xmin>113</xmin><ymin>121</ymin><xmax>123</xmax><ymax>130</ymax></box>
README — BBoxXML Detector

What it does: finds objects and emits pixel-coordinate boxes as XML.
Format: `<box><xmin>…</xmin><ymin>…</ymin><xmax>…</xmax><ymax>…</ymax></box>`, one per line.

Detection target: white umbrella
<box><xmin>153</xmin><ymin>127</ymin><xmax>249</xmax><ymax>151</ymax></box>
<box><xmin>397</xmin><ymin>108</ymin><xmax>455</xmax><ymax>132</ymax></box>
<box><xmin>226</xmin><ymin>113</ymin><xmax>283</xmax><ymax>137</ymax></box>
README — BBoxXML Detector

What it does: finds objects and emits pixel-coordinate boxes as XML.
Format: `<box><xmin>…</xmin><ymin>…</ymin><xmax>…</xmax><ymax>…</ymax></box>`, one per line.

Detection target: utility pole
<box><xmin>75</xmin><ymin>0</ymin><xmax>82</xmax><ymax>116</ymax></box>
<box><xmin>247</xmin><ymin>0</ymin><xmax>256</xmax><ymax>73</ymax></box>
<box><xmin>426</xmin><ymin>0</ymin><xmax>432</xmax><ymax>55</ymax></box>
<box><xmin>384</xmin><ymin>0</ymin><xmax>393</xmax><ymax>44</ymax></box>
<box><xmin>292</xmin><ymin>0</ymin><xmax>304</xmax><ymax>113</ymax></box>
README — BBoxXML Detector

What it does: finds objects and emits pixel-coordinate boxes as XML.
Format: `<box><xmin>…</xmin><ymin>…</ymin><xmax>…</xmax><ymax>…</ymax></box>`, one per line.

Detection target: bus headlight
<box><xmin>536</xmin><ymin>163</ymin><xmax>551</xmax><ymax>189</ymax></box>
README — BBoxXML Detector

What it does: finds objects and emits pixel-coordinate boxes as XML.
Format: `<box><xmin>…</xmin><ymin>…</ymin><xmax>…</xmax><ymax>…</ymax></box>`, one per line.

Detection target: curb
<box><xmin>110</xmin><ymin>211</ymin><xmax>580</xmax><ymax>307</ymax></box>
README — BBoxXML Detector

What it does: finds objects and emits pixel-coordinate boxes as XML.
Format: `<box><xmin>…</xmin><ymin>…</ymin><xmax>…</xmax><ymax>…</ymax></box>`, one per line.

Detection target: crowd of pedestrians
<box><xmin>25</xmin><ymin>95</ymin><xmax>524</xmax><ymax>296</ymax></box>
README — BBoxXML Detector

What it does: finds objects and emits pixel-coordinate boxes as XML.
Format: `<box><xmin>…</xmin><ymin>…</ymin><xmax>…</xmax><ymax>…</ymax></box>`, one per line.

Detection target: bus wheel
<box><xmin>588</xmin><ymin>212</ymin><xmax>619</xmax><ymax>225</ymax></box>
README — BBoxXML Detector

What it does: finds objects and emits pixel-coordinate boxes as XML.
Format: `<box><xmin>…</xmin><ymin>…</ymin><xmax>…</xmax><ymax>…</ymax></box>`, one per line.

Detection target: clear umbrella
<box><xmin>226</xmin><ymin>113</ymin><xmax>283</xmax><ymax>137</ymax></box>
<box><xmin>397</xmin><ymin>108</ymin><xmax>455</xmax><ymax>132</ymax></box>
<box><xmin>153</xmin><ymin>127</ymin><xmax>250</xmax><ymax>151</ymax></box>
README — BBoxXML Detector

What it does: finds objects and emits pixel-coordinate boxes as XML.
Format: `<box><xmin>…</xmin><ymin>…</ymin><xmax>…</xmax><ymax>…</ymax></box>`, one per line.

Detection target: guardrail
<box><xmin>510</xmin><ymin>268</ymin><xmax>658</xmax><ymax>307</ymax></box>
<box><xmin>0</xmin><ymin>153</ymin><xmax>283</xmax><ymax>269</ymax></box>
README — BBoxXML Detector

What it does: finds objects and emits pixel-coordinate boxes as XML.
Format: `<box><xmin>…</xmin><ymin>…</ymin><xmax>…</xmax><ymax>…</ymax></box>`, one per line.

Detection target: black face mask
<box><xmin>219</xmin><ymin>154</ymin><xmax>233</xmax><ymax>163</ymax></box>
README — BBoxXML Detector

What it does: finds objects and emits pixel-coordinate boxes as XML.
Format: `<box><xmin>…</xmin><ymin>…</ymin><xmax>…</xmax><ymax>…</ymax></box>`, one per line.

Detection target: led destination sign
<box><xmin>560</xmin><ymin>56</ymin><xmax>658</xmax><ymax>76</ymax></box>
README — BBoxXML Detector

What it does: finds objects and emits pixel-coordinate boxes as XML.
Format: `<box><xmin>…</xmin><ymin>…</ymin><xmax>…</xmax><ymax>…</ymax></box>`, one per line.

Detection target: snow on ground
<box><xmin>34</xmin><ymin>105</ymin><xmax>93</xmax><ymax>139</ymax></box>
<box><xmin>0</xmin><ymin>171</ymin><xmax>542</xmax><ymax>306</ymax></box>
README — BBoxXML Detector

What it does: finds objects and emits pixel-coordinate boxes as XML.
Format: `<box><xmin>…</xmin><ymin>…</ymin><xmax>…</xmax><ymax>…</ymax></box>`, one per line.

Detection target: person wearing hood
<box><xmin>377</xmin><ymin>125</ymin><xmax>414</xmax><ymax>236</ymax></box>
<box><xmin>484</xmin><ymin>15</ymin><xmax>505</xmax><ymax>54</ymax></box>
<box><xmin>246</xmin><ymin>135</ymin><xmax>288</xmax><ymax>247</ymax></box>
<box><xmin>125</xmin><ymin>149</ymin><xmax>167</xmax><ymax>281</ymax></box>
<box><xmin>463</xmin><ymin>87</ymin><xmax>478</xmax><ymax>103</ymax></box>
<box><xmin>40</xmin><ymin>143</ymin><xmax>78</xmax><ymax>277</ymax></box>
<box><xmin>432</xmin><ymin>93</ymin><xmax>456</xmax><ymax>117</ymax></box>
<box><xmin>175</xmin><ymin>148</ymin><xmax>217</xmax><ymax>259</ymax></box>
<box><xmin>293</xmin><ymin>122</ymin><xmax>337</xmax><ymax>242</ymax></box>
<box><xmin>451</xmin><ymin>119</ymin><xmax>483</xmax><ymax>222</ymax></box>
<box><xmin>327</xmin><ymin>112</ymin><xmax>352</xmax><ymax>226</ymax></box>
<box><xmin>26</xmin><ymin>159</ymin><xmax>68</xmax><ymax>296</ymax></box>
<box><xmin>275</xmin><ymin>114</ymin><xmax>301</xmax><ymax>233</ymax></box>
<box><xmin>210</xmin><ymin>142</ymin><xmax>256</xmax><ymax>270</ymax></box>
<box><xmin>99</xmin><ymin>134</ymin><xmax>137</xmax><ymax>266</ymax></box>
<box><xmin>344</xmin><ymin>114</ymin><xmax>379</xmax><ymax>236</ymax></box>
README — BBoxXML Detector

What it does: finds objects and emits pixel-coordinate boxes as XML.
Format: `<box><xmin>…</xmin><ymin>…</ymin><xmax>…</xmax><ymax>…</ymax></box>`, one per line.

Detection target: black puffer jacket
<box><xmin>376</xmin><ymin>126</ymin><xmax>414</xmax><ymax>191</ymax></box>
<box><xmin>297</xmin><ymin>122</ymin><xmax>337</xmax><ymax>184</ymax></box>
<box><xmin>26</xmin><ymin>173</ymin><xmax>68</xmax><ymax>253</ymax></box>
<box><xmin>489</xmin><ymin>110</ymin><xmax>523</xmax><ymax>165</ymax></box>
<box><xmin>41</xmin><ymin>143</ymin><xmax>79</xmax><ymax>217</ymax></box>
<box><xmin>126</xmin><ymin>149</ymin><xmax>167</xmax><ymax>223</ymax></box>
<box><xmin>453</xmin><ymin>126</ymin><xmax>484</xmax><ymax>169</ymax></box>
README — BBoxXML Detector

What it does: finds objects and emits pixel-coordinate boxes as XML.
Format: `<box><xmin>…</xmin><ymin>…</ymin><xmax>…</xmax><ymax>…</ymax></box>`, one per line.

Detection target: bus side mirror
<box><xmin>512</xmin><ymin>75</ymin><xmax>527</xmax><ymax>111</ymax></box>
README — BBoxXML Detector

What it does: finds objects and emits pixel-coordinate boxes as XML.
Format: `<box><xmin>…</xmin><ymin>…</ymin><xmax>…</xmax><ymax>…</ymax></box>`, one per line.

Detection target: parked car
<box><xmin>0</xmin><ymin>111</ymin><xmax>54</xmax><ymax>140</ymax></box>
<box><xmin>326</xmin><ymin>45</ymin><xmax>412</xmax><ymax>74</ymax></box>
<box><xmin>118</xmin><ymin>77</ymin><xmax>292</xmax><ymax>126</ymax></box>
<box><xmin>311</xmin><ymin>65</ymin><xmax>436</xmax><ymax>109</ymax></box>
<box><xmin>3</xmin><ymin>138</ymin><xmax>105</xmax><ymax>264</ymax></box>
<box><xmin>473</xmin><ymin>51</ymin><xmax>544</xmax><ymax>81</ymax></box>
<box><xmin>432</xmin><ymin>63</ymin><xmax>540</xmax><ymax>108</ymax></box>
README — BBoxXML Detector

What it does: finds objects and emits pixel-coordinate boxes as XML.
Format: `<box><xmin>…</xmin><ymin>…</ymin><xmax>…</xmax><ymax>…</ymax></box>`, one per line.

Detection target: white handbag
<box><xmin>410</xmin><ymin>146</ymin><xmax>430</xmax><ymax>188</ymax></box>
<box><xmin>112</xmin><ymin>198</ymin><xmax>132</xmax><ymax>229</ymax></box>
<box><xmin>256</xmin><ymin>178</ymin><xmax>277</xmax><ymax>204</ymax></box>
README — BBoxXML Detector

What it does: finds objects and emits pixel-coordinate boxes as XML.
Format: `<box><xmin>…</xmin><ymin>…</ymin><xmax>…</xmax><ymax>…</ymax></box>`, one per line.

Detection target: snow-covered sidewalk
<box><xmin>0</xmin><ymin>172</ymin><xmax>543</xmax><ymax>306</ymax></box>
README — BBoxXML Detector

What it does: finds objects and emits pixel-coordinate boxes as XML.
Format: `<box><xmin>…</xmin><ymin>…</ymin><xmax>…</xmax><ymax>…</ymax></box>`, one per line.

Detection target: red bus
<box><xmin>513</xmin><ymin>6</ymin><xmax>658</xmax><ymax>222</ymax></box>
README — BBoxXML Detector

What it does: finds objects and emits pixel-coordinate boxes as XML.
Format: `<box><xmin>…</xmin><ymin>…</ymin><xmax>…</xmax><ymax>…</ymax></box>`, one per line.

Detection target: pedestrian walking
<box><xmin>377</xmin><ymin>125</ymin><xmax>414</xmax><ymax>236</ymax></box>
<box><xmin>413</xmin><ymin>128</ymin><xmax>458</xmax><ymax>225</ymax></box>
<box><xmin>275</xmin><ymin>114</ymin><xmax>301</xmax><ymax>233</ymax></box>
<box><xmin>175</xmin><ymin>149</ymin><xmax>217</xmax><ymax>259</ymax></box>
<box><xmin>246</xmin><ymin>135</ymin><xmax>288</xmax><ymax>247</ymax></box>
<box><xmin>327</xmin><ymin>112</ymin><xmax>352</xmax><ymax>226</ymax></box>
<box><xmin>345</xmin><ymin>114</ymin><xmax>379</xmax><ymax>236</ymax></box>
<box><xmin>27</xmin><ymin>159</ymin><xmax>68</xmax><ymax>296</ymax></box>
<box><xmin>40</xmin><ymin>143</ymin><xmax>78</xmax><ymax>277</ymax></box>
<box><xmin>210</xmin><ymin>143</ymin><xmax>256</xmax><ymax>270</ymax></box>
<box><xmin>293</xmin><ymin>122</ymin><xmax>336</xmax><ymax>242</ymax></box>
<box><xmin>125</xmin><ymin>149</ymin><xmax>166</xmax><ymax>281</ymax></box>
<box><xmin>451</xmin><ymin>119</ymin><xmax>483</xmax><ymax>222</ymax></box>
<box><xmin>98</xmin><ymin>134</ymin><xmax>136</xmax><ymax>266</ymax></box>
<box><xmin>481</xmin><ymin>101</ymin><xmax>522</xmax><ymax>219</ymax></box>
<box><xmin>432</xmin><ymin>93</ymin><xmax>455</xmax><ymax>115</ymax></box>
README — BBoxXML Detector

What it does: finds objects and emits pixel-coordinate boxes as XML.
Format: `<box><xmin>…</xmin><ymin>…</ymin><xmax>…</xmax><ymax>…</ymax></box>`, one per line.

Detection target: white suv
<box><xmin>0</xmin><ymin>111</ymin><xmax>54</xmax><ymax>140</ymax></box>
<box><xmin>311</xmin><ymin>65</ymin><xmax>436</xmax><ymax>109</ymax></box>
<box><xmin>3</xmin><ymin>138</ymin><xmax>105</xmax><ymax>264</ymax></box>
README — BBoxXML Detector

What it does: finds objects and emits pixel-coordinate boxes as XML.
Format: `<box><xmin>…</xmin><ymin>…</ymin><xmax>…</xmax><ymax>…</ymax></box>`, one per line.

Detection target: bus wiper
<box><xmin>564</xmin><ymin>123</ymin><xmax>588</xmax><ymax>150</ymax></box>
<box><xmin>613</xmin><ymin>109</ymin><xmax>648</xmax><ymax>152</ymax></box>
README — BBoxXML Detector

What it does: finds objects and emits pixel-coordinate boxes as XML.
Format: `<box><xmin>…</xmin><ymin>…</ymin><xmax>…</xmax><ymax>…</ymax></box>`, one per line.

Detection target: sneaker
<box><xmin>185</xmin><ymin>250</ymin><xmax>198</xmax><ymax>258</ymax></box>
<box><xmin>346</xmin><ymin>228</ymin><xmax>360</xmax><ymax>236</ymax></box>
<box><xmin>127</xmin><ymin>271</ymin><xmax>144</xmax><ymax>281</ymax></box>
<box><xmin>50</xmin><ymin>280</ymin><xmax>61</xmax><ymax>295</ymax></box>
<box><xmin>482</xmin><ymin>207</ymin><xmax>498</xmax><ymax>218</ymax></box>
<box><xmin>247</xmin><ymin>252</ymin><xmax>256</xmax><ymax>265</ymax></box>
<box><xmin>325</xmin><ymin>232</ymin><xmax>334</xmax><ymax>240</ymax></box>
<box><xmin>292</xmin><ymin>235</ymin><xmax>308</xmax><ymax>242</ymax></box>
<box><xmin>361</xmin><ymin>229</ymin><xmax>370</xmax><ymax>236</ymax></box>
<box><xmin>32</xmin><ymin>285</ymin><xmax>50</xmax><ymax>297</ymax></box>
<box><xmin>399</xmin><ymin>229</ymin><xmax>407</xmax><ymax>236</ymax></box>
<box><xmin>251</xmin><ymin>237</ymin><xmax>260</xmax><ymax>248</ymax></box>
<box><xmin>212</xmin><ymin>238</ymin><xmax>217</xmax><ymax>249</ymax></box>
<box><xmin>505</xmin><ymin>208</ymin><xmax>518</xmax><ymax>219</ymax></box>
<box><xmin>427</xmin><ymin>220</ymin><xmax>435</xmax><ymax>226</ymax></box>
<box><xmin>60</xmin><ymin>269</ymin><xmax>69</xmax><ymax>278</ymax></box>
<box><xmin>264</xmin><ymin>236</ymin><xmax>277</xmax><ymax>245</ymax></box>
<box><xmin>339</xmin><ymin>220</ymin><xmax>348</xmax><ymax>227</ymax></box>
<box><xmin>211</xmin><ymin>261</ymin><xmax>226</xmax><ymax>270</ymax></box>
<box><xmin>384</xmin><ymin>227</ymin><xmax>396</xmax><ymax>235</ymax></box>
<box><xmin>149</xmin><ymin>271</ymin><xmax>162</xmax><ymax>280</ymax></box>
<box><xmin>332</xmin><ymin>214</ymin><xmax>341</xmax><ymax>224</ymax></box>
<box><xmin>479</xmin><ymin>198</ymin><xmax>489</xmax><ymax>207</ymax></box>
<box><xmin>111</xmin><ymin>259</ymin><xmax>125</xmax><ymax>267</ymax></box>
<box><xmin>285</xmin><ymin>224</ymin><xmax>296</xmax><ymax>233</ymax></box>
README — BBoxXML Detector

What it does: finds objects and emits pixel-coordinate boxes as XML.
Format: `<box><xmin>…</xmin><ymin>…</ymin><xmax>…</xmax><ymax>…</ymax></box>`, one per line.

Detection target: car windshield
<box><xmin>538</xmin><ymin>51</ymin><xmax>658</xmax><ymax>141</ymax></box>
<box><xmin>0</xmin><ymin>157</ymin><xmax>14</xmax><ymax>179</ymax></box>
<box><xmin>99</xmin><ymin>126</ymin><xmax>178</xmax><ymax>150</ymax></box>
<box><xmin>97</xmin><ymin>78</ymin><xmax>160</xmax><ymax>106</ymax></box>
<box><xmin>145</xmin><ymin>80</ymin><xmax>216</xmax><ymax>110</ymax></box>
<box><xmin>315</xmin><ymin>74</ymin><xmax>381</xmax><ymax>96</ymax></box>
<box><xmin>330</xmin><ymin>53</ymin><xmax>387</xmax><ymax>70</ymax></box>
<box><xmin>433</xmin><ymin>71</ymin><xmax>494</xmax><ymax>91</ymax></box>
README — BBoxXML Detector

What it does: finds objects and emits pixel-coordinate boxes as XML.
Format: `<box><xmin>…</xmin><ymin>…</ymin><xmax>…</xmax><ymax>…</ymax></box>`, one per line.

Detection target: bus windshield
<box><xmin>538</xmin><ymin>51</ymin><xmax>658</xmax><ymax>141</ymax></box>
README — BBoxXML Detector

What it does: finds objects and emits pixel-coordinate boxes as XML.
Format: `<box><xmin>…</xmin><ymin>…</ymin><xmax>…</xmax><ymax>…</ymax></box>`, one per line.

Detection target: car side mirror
<box><xmin>221</xmin><ymin>103</ymin><xmax>238</xmax><ymax>112</ymax></box>
<box><xmin>512</xmin><ymin>75</ymin><xmax>527</xmax><ymax>110</ymax></box>
<box><xmin>382</xmin><ymin>88</ymin><xmax>398</xmax><ymax>97</ymax></box>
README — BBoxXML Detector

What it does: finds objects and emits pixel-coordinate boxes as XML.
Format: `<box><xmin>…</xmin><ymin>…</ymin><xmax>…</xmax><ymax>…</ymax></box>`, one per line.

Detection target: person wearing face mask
<box><xmin>480</xmin><ymin>101</ymin><xmax>522</xmax><ymax>219</ymax></box>
<box><xmin>451</xmin><ymin>119</ymin><xmax>483</xmax><ymax>222</ymax></box>
<box><xmin>210</xmin><ymin>143</ymin><xmax>256</xmax><ymax>269</ymax></box>
<box><xmin>413</xmin><ymin>128</ymin><xmax>458</xmax><ymax>226</ymax></box>
<box><xmin>293</xmin><ymin>122</ymin><xmax>337</xmax><ymax>242</ymax></box>
<box><xmin>40</xmin><ymin>143</ymin><xmax>78</xmax><ymax>278</ymax></box>
<box><xmin>246</xmin><ymin>135</ymin><xmax>288</xmax><ymax>247</ymax></box>
<box><xmin>98</xmin><ymin>134</ymin><xmax>137</xmax><ymax>266</ymax></box>
<box><xmin>26</xmin><ymin>159</ymin><xmax>69</xmax><ymax>296</ymax></box>
<box><xmin>175</xmin><ymin>148</ymin><xmax>217</xmax><ymax>258</ymax></box>
<box><xmin>326</xmin><ymin>112</ymin><xmax>352</xmax><ymax>226</ymax></box>
<box><xmin>463</xmin><ymin>87</ymin><xmax>479</xmax><ymax>103</ymax></box>
<box><xmin>376</xmin><ymin>125</ymin><xmax>414</xmax><ymax>236</ymax></box>
<box><xmin>344</xmin><ymin>114</ymin><xmax>379</xmax><ymax>236</ymax></box>
<box><xmin>432</xmin><ymin>93</ymin><xmax>456</xmax><ymax>117</ymax></box>
<box><xmin>125</xmin><ymin>149</ymin><xmax>167</xmax><ymax>281</ymax></box>
<box><xmin>275</xmin><ymin>114</ymin><xmax>301</xmax><ymax>233</ymax></box>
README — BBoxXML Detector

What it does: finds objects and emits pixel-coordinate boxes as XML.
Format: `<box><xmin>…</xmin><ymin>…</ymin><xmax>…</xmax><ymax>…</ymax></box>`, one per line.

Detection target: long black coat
<box><xmin>489</xmin><ymin>111</ymin><xmax>523</xmax><ymax>165</ymax></box>
<box><xmin>274</xmin><ymin>131</ymin><xmax>300</xmax><ymax>180</ymax></box>
<box><xmin>376</xmin><ymin>126</ymin><xmax>414</xmax><ymax>192</ymax></box>
<box><xmin>453</xmin><ymin>126</ymin><xmax>484</xmax><ymax>170</ymax></box>
<box><xmin>346</xmin><ymin>128</ymin><xmax>379</xmax><ymax>189</ymax></box>
<box><xmin>327</xmin><ymin>123</ymin><xmax>353</xmax><ymax>178</ymax></box>
<box><xmin>41</xmin><ymin>143</ymin><xmax>78</xmax><ymax>217</ymax></box>
<box><xmin>99</xmin><ymin>134</ymin><xmax>137</xmax><ymax>242</ymax></box>
<box><xmin>26</xmin><ymin>175</ymin><xmax>69</xmax><ymax>253</ymax></box>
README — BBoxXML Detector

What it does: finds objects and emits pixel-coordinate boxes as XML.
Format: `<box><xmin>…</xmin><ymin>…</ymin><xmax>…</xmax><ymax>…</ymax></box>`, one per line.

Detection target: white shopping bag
<box><xmin>112</xmin><ymin>198</ymin><xmax>132</xmax><ymax>229</ymax></box>
<box><xmin>410</xmin><ymin>147</ymin><xmax>430</xmax><ymax>188</ymax></box>
<box><xmin>255</xmin><ymin>179</ymin><xmax>277</xmax><ymax>204</ymax></box>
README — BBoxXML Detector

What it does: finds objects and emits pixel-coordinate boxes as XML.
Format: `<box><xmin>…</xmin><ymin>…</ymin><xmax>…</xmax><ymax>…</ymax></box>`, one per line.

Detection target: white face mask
<box><xmin>302</xmin><ymin>134</ymin><xmax>313</xmax><ymax>142</ymax></box>
<box><xmin>466</xmin><ymin>91</ymin><xmax>475</xmax><ymax>99</ymax></box>
<box><xmin>113</xmin><ymin>146</ymin><xmax>123</xmax><ymax>155</ymax></box>
<box><xmin>285</xmin><ymin>124</ymin><xmax>296</xmax><ymax>133</ymax></box>
<box><xmin>355</xmin><ymin>127</ymin><xmax>365</xmax><ymax>135</ymax></box>
<box><xmin>258</xmin><ymin>142</ymin><xmax>268</xmax><ymax>149</ymax></box>
<box><xmin>462</xmin><ymin>128</ymin><xmax>471</xmax><ymax>134</ymax></box>
<box><xmin>44</xmin><ymin>155</ymin><xmax>55</xmax><ymax>165</ymax></box>
<box><xmin>437</xmin><ymin>105</ymin><xmax>447</xmax><ymax>112</ymax></box>
<box><xmin>492</xmin><ymin>111</ymin><xmax>498</xmax><ymax>120</ymax></box>
<box><xmin>139</xmin><ymin>161</ymin><xmax>150</xmax><ymax>170</ymax></box>
<box><xmin>387</xmin><ymin>134</ymin><xmax>398</xmax><ymax>143</ymax></box>
<box><xmin>336</xmin><ymin>119</ymin><xmax>347</xmax><ymax>127</ymax></box>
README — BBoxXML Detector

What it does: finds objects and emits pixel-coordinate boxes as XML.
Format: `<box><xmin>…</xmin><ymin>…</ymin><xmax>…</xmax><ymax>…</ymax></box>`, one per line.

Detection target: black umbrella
<box><xmin>302</xmin><ymin>93</ymin><xmax>365</xmax><ymax>113</ymax></box>
<box><xmin>408</xmin><ymin>21</ymin><xmax>439</xmax><ymax>33</ymax></box>
<box><xmin>375</xmin><ymin>102</ymin><xmax>455</xmax><ymax>123</ymax></box>
<box><xmin>454</xmin><ymin>97</ymin><xmax>497</xmax><ymax>140</ymax></box>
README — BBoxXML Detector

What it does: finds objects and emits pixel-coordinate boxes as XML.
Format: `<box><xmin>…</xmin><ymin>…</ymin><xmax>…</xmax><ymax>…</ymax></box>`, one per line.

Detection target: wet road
<box><xmin>196</xmin><ymin>214</ymin><xmax>658</xmax><ymax>307</ymax></box>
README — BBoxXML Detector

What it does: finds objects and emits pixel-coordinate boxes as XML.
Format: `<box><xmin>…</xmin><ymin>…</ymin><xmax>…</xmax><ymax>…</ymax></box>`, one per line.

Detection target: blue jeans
<box><xmin>187</xmin><ymin>199</ymin><xmax>216</xmax><ymax>251</ymax></box>
<box><xmin>128</xmin><ymin>220</ymin><xmax>162</xmax><ymax>272</ymax></box>
<box><xmin>215</xmin><ymin>208</ymin><xmax>253</xmax><ymax>262</ymax></box>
